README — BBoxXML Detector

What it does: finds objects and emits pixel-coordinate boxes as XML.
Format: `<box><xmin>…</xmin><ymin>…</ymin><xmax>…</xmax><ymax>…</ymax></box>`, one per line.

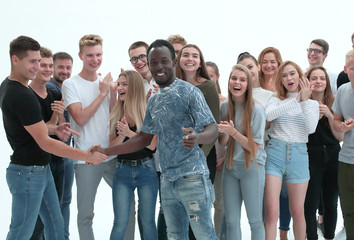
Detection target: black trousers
<box><xmin>304</xmin><ymin>144</ymin><xmax>340</xmax><ymax>240</ymax></box>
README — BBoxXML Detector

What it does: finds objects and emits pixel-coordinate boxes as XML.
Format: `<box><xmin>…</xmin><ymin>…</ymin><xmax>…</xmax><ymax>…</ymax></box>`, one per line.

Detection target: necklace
<box><xmin>8</xmin><ymin>75</ymin><xmax>19</xmax><ymax>81</ymax></box>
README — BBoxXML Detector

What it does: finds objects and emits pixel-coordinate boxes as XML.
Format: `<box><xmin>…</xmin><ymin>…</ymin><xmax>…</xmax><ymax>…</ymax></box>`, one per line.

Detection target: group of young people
<box><xmin>1</xmin><ymin>32</ymin><xmax>354</xmax><ymax>240</ymax></box>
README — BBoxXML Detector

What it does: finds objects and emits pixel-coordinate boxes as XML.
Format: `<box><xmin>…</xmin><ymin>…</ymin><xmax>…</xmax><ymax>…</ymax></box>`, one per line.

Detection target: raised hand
<box><xmin>319</xmin><ymin>102</ymin><xmax>331</xmax><ymax>119</ymax></box>
<box><xmin>55</xmin><ymin>122</ymin><xmax>80</xmax><ymax>142</ymax></box>
<box><xmin>51</xmin><ymin>100</ymin><xmax>65</xmax><ymax>115</ymax></box>
<box><xmin>116</xmin><ymin>117</ymin><xmax>133</xmax><ymax>138</ymax></box>
<box><xmin>299</xmin><ymin>76</ymin><xmax>313</xmax><ymax>101</ymax></box>
<box><xmin>99</xmin><ymin>72</ymin><xmax>113</xmax><ymax>97</ymax></box>
<box><xmin>182</xmin><ymin>127</ymin><xmax>198</xmax><ymax>149</ymax></box>
<box><xmin>152</xmin><ymin>84</ymin><xmax>160</xmax><ymax>94</ymax></box>
<box><xmin>217</xmin><ymin>120</ymin><xmax>235</xmax><ymax>135</ymax></box>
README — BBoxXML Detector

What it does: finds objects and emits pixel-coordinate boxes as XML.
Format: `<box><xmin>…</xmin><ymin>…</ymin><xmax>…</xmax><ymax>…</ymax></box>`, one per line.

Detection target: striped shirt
<box><xmin>266</xmin><ymin>92</ymin><xmax>319</xmax><ymax>143</ymax></box>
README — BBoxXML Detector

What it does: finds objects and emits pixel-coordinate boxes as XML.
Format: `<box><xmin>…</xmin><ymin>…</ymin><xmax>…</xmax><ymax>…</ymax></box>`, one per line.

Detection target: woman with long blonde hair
<box><xmin>109</xmin><ymin>70</ymin><xmax>158</xmax><ymax>240</ymax></box>
<box><xmin>218</xmin><ymin>64</ymin><xmax>266</xmax><ymax>239</ymax></box>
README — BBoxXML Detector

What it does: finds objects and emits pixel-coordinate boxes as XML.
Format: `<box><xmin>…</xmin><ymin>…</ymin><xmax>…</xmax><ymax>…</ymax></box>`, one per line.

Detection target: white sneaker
<box><xmin>335</xmin><ymin>226</ymin><xmax>346</xmax><ymax>240</ymax></box>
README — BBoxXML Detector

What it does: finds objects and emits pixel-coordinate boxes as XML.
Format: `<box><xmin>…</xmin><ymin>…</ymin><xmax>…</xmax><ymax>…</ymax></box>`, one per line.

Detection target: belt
<box><xmin>117</xmin><ymin>156</ymin><xmax>151</xmax><ymax>166</ymax></box>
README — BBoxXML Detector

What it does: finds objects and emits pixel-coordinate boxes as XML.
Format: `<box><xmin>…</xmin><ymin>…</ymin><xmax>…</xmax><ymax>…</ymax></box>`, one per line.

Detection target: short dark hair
<box><xmin>9</xmin><ymin>35</ymin><xmax>40</xmax><ymax>60</ymax></box>
<box><xmin>40</xmin><ymin>47</ymin><xmax>53</xmax><ymax>58</ymax></box>
<box><xmin>311</xmin><ymin>39</ymin><xmax>329</xmax><ymax>54</ymax></box>
<box><xmin>147</xmin><ymin>39</ymin><xmax>175</xmax><ymax>61</ymax></box>
<box><xmin>53</xmin><ymin>52</ymin><xmax>73</xmax><ymax>63</ymax></box>
<box><xmin>128</xmin><ymin>41</ymin><xmax>149</xmax><ymax>55</ymax></box>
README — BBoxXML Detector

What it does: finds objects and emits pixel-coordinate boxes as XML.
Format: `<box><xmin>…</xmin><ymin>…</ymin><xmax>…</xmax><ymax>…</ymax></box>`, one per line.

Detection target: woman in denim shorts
<box><xmin>264</xmin><ymin>61</ymin><xmax>319</xmax><ymax>240</ymax></box>
<box><xmin>109</xmin><ymin>71</ymin><xmax>158</xmax><ymax>240</ymax></box>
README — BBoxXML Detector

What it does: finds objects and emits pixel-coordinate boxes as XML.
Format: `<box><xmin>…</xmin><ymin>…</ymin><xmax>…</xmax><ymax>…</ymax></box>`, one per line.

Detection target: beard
<box><xmin>54</xmin><ymin>75</ymin><xmax>65</xmax><ymax>83</ymax></box>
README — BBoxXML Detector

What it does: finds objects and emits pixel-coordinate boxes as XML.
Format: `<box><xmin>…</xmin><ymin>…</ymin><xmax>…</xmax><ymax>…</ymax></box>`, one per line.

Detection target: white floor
<box><xmin>0</xmin><ymin>133</ymin><xmax>346</xmax><ymax>240</ymax></box>
<box><xmin>0</xmin><ymin>165</ymin><xmax>347</xmax><ymax>240</ymax></box>
<box><xmin>62</xmin><ymin>181</ymin><xmax>348</xmax><ymax>239</ymax></box>
<box><xmin>68</xmin><ymin>181</ymin><xmax>345</xmax><ymax>240</ymax></box>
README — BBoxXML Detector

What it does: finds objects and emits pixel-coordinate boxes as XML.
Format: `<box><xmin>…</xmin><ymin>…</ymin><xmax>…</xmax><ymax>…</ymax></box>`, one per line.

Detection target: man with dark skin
<box><xmin>94</xmin><ymin>39</ymin><xmax>219</xmax><ymax>239</ymax></box>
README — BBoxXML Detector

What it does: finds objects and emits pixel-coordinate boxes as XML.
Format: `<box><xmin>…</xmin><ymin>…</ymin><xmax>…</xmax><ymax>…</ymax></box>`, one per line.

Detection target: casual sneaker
<box><xmin>335</xmin><ymin>226</ymin><xmax>346</xmax><ymax>240</ymax></box>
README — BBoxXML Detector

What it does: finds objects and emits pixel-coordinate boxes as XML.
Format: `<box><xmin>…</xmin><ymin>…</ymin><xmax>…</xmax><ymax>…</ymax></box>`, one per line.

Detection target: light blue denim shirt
<box><xmin>141</xmin><ymin>78</ymin><xmax>216</xmax><ymax>181</ymax></box>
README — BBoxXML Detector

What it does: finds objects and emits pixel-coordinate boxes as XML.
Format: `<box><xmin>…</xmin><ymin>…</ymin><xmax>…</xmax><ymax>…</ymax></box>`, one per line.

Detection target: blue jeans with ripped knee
<box><xmin>160</xmin><ymin>174</ymin><xmax>218</xmax><ymax>240</ymax></box>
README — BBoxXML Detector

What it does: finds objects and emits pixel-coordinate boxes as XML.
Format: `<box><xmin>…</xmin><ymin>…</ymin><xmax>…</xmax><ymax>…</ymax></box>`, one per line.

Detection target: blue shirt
<box><xmin>141</xmin><ymin>78</ymin><xmax>216</xmax><ymax>181</ymax></box>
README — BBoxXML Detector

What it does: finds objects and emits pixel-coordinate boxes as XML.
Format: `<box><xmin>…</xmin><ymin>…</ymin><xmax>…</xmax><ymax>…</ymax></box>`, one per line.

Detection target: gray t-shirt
<box><xmin>141</xmin><ymin>78</ymin><xmax>215</xmax><ymax>181</ymax></box>
<box><xmin>221</xmin><ymin>101</ymin><xmax>266</xmax><ymax>165</ymax></box>
<box><xmin>332</xmin><ymin>82</ymin><xmax>354</xmax><ymax>164</ymax></box>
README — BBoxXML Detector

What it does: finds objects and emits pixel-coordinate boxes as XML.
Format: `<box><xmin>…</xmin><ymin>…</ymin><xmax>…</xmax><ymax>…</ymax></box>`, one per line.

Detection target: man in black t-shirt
<box><xmin>0</xmin><ymin>36</ymin><xmax>107</xmax><ymax>240</ymax></box>
<box><xmin>29</xmin><ymin>47</ymin><xmax>67</xmax><ymax>240</ymax></box>
<box><xmin>337</xmin><ymin>33</ymin><xmax>354</xmax><ymax>89</ymax></box>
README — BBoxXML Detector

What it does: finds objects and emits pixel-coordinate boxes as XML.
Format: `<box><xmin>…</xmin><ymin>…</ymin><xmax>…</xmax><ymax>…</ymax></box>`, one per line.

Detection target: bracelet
<box><xmin>231</xmin><ymin>130</ymin><xmax>238</xmax><ymax>138</ymax></box>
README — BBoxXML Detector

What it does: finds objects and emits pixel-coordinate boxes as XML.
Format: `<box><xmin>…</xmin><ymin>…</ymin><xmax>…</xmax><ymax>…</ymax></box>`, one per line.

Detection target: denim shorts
<box><xmin>265</xmin><ymin>138</ymin><xmax>309</xmax><ymax>183</ymax></box>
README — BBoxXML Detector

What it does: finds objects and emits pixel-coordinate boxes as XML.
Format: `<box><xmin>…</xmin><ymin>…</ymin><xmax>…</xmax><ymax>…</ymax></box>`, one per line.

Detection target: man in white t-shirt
<box><xmin>62</xmin><ymin>34</ymin><xmax>134</xmax><ymax>240</ymax></box>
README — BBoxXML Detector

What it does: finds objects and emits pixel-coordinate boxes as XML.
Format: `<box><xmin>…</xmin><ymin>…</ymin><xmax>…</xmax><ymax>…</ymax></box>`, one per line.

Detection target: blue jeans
<box><xmin>160</xmin><ymin>174</ymin><xmax>218</xmax><ymax>240</ymax></box>
<box><xmin>221</xmin><ymin>161</ymin><xmax>265</xmax><ymax>240</ymax></box>
<box><xmin>6</xmin><ymin>164</ymin><xmax>64</xmax><ymax>240</ymax></box>
<box><xmin>110</xmin><ymin>158</ymin><xmax>158</xmax><ymax>240</ymax></box>
<box><xmin>157</xmin><ymin>172</ymin><xmax>168</xmax><ymax>240</ymax></box>
<box><xmin>31</xmin><ymin>156</ymin><xmax>65</xmax><ymax>240</ymax></box>
<box><xmin>62</xmin><ymin>158</ymin><xmax>74</xmax><ymax>239</ymax></box>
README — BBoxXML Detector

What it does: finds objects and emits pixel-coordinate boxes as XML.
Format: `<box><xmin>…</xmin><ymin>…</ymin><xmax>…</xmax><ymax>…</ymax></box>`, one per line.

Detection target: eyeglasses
<box><xmin>130</xmin><ymin>54</ymin><xmax>147</xmax><ymax>64</ymax></box>
<box><xmin>307</xmin><ymin>48</ymin><xmax>324</xmax><ymax>55</ymax></box>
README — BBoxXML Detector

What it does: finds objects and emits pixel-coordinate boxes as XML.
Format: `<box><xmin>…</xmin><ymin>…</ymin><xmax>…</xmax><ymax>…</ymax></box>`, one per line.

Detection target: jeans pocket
<box><xmin>182</xmin><ymin>174</ymin><xmax>203</xmax><ymax>182</ymax></box>
<box><xmin>115</xmin><ymin>161</ymin><xmax>123</xmax><ymax>170</ymax></box>
<box><xmin>296</xmin><ymin>144</ymin><xmax>308</xmax><ymax>154</ymax></box>
<box><xmin>266</xmin><ymin>139</ymin><xmax>279</xmax><ymax>150</ymax></box>
<box><xmin>142</xmin><ymin>159</ymin><xmax>156</xmax><ymax>171</ymax></box>
<box><xmin>6</xmin><ymin>168</ymin><xmax>21</xmax><ymax>195</ymax></box>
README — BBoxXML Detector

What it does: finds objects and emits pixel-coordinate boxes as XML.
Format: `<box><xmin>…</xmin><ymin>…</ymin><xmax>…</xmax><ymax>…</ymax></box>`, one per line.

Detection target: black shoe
<box><xmin>317</xmin><ymin>220</ymin><xmax>324</xmax><ymax>235</ymax></box>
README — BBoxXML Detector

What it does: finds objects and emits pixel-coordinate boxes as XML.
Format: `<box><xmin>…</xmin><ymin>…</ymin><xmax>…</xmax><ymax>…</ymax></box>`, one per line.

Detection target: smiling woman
<box><xmin>264</xmin><ymin>61</ymin><xmax>320</xmax><ymax>239</ymax></box>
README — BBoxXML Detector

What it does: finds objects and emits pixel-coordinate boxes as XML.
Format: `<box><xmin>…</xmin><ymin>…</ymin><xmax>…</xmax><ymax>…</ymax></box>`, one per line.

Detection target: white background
<box><xmin>0</xmin><ymin>0</ymin><xmax>352</xmax><ymax>239</ymax></box>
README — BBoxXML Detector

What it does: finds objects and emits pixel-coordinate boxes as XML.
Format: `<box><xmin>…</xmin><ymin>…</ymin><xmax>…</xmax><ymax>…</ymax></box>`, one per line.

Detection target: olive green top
<box><xmin>196</xmin><ymin>80</ymin><xmax>220</xmax><ymax>156</ymax></box>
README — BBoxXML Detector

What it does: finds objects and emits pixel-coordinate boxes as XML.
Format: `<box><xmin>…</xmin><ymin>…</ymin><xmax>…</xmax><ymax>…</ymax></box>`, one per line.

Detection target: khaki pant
<box><xmin>338</xmin><ymin>161</ymin><xmax>354</xmax><ymax>240</ymax></box>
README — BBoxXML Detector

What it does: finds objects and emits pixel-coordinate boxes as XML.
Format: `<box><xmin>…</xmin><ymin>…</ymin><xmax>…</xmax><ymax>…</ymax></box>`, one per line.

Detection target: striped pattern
<box><xmin>266</xmin><ymin>94</ymin><xmax>319</xmax><ymax>143</ymax></box>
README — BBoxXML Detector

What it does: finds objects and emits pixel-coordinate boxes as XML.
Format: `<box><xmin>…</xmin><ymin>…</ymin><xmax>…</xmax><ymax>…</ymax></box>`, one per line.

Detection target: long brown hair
<box><xmin>226</xmin><ymin>64</ymin><xmax>257</xmax><ymax>169</ymax></box>
<box><xmin>275</xmin><ymin>61</ymin><xmax>304</xmax><ymax>100</ymax></box>
<box><xmin>175</xmin><ymin>44</ymin><xmax>210</xmax><ymax>82</ymax></box>
<box><xmin>308</xmin><ymin>66</ymin><xmax>334</xmax><ymax>128</ymax></box>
